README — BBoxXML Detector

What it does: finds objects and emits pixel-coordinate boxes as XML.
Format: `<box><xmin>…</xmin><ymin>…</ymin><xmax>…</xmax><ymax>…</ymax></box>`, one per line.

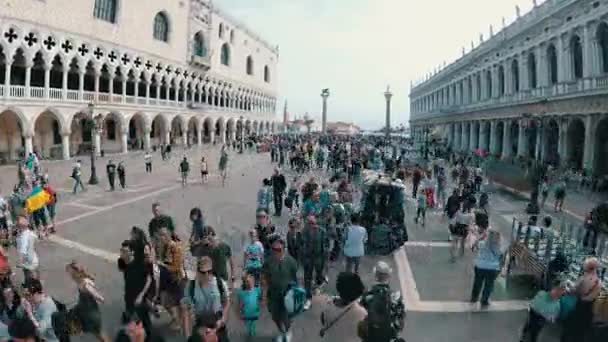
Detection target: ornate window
<box><xmin>264</xmin><ymin>65</ymin><xmax>270</xmax><ymax>83</ymax></box>
<box><xmin>246</xmin><ymin>56</ymin><xmax>254</xmax><ymax>75</ymax></box>
<box><xmin>511</xmin><ymin>59</ymin><xmax>519</xmax><ymax>92</ymax></box>
<box><xmin>598</xmin><ymin>23</ymin><xmax>608</xmax><ymax>73</ymax></box>
<box><xmin>153</xmin><ymin>12</ymin><xmax>169</xmax><ymax>42</ymax></box>
<box><xmin>221</xmin><ymin>43</ymin><xmax>230</xmax><ymax>66</ymax></box>
<box><xmin>193</xmin><ymin>32</ymin><xmax>206</xmax><ymax>57</ymax></box>
<box><xmin>546</xmin><ymin>46</ymin><xmax>557</xmax><ymax>85</ymax></box>
<box><xmin>528</xmin><ymin>52</ymin><xmax>538</xmax><ymax>88</ymax></box>
<box><xmin>94</xmin><ymin>0</ymin><xmax>117</xmax><ymax>23</ymax></box>
<box><xmin>571</xmin><ymin>35</ymin><xmax>583</xmax><ymax>79</ymax></box>
<box><xmin>219</xmin><ymin>23</ymin><xmax>224</xmax><ymax>38</ymax></box>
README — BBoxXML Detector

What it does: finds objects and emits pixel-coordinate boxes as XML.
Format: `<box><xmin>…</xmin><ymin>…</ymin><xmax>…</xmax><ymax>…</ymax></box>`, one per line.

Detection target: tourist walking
<box><xmin>262</xmin><ymin>237</ymin><xmax>298</xmax><ymax>342</ymax></box>
<box><xmin>16</xmin><ymin>216</ymin><xmax>39</xmax><ymax>281</ymax></box>
<box><xmin>470</xmin><ymin>229</ymin><xmax>503</xmax><ymax>308</ymax></box>
<box><xmin>519</xmin><ymin>278</ymin><xmax>567</xmax><ymax>342</ymax></box>
<box><xmin>21</xmin><ymin>279</ymin><xmax>59</xmax><ymax>342</ymax></box>
<box><xmin>271</xmin><ymin>168</ymin><xmax>287</xmax><ymax>217</ymax></box>
<box><xmin>219</xmin><ymin>146</ymin><xmax>229</xmax><ymax>187</ymax></box>
<box><xmin>179</xmin><ymin>157</ymin><xmax>190</xmax><ymax>187</ymax></box>
<box><xmin>200</xmin><ymin>157</ymin><xmax>208</xmax><ymax>184</ymax></box>
<box><xmin>301</xmin><ymin>215</ymin><xmax>329</xmax><ymax>310</ymax></box>
<box><xmin>450</xmin><ymin>203</ymin><xmax>473</xmax><ymax>262</ymax></box>
<box><xmin>106</xmin><ymin>160</ymin><xmax>117</xmax><ymax>191</ymax></box>
<box><xmin>66</xmin><ymin>261</ymin><xmax>109</xmax><ymax>342</ymax></box>
<box><xmin>237</xmin><ymin>271</ymin><xmax>261</xmax><ymax>337</ymax></box>
<box><xmin>144</xmin><ymin>151</ymin><xmax>152</xmax><ymax>173</ymax></box>
<box><xmin>320</xmin><ymin>272</ymin><xmax>367</xmax><ymax>342</ymax></box>
<box><xmin>343</xmin><ymin>214</ymin><xmax>367</xmax><ymax>274</ymax></box>
<box><xmin>117</xmin><ymin>162</ymin><xmax>127</xmax><ymax>189</ymax></box>
<box><xmin>71</xmin><ymin>160</ymin><xmax>86</xmax><ymax>194</ymax></box>
<box><xmin>554</xmin><ymin>179</ymin><xmax>566</xmax><ymax>212</ymax></box>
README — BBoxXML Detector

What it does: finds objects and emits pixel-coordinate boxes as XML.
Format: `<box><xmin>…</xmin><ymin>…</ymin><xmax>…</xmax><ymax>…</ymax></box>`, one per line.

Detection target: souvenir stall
<box><xmin>506</xmin><ymin>217</ymin><xmax>608</xmax><ymax>326</ymax></box>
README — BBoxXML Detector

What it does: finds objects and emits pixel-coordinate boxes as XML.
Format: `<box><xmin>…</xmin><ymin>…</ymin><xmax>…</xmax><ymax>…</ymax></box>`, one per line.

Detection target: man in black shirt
<box><xmin>254</xmin><ymin>210</ymin><xmax>276</xmax><ymax>260</ymax></box>
<box><xmin>107</xmin><ymin>160</ymin><xmax>117</xmax><ymax>191</ymax></box>
<box><xmin>148</xmin><ymin>203</ymin><xmax>175</xmax><ymax>255</ymax></box>
<box><xmin>271</xmin><ymin>168</ymin><xmax>287</xmax><ymax>217</ymax></box>
<box><xmin>117</xmin><ymin>241</ymin><xmax>151</xmax><ymax>335</ymax></box>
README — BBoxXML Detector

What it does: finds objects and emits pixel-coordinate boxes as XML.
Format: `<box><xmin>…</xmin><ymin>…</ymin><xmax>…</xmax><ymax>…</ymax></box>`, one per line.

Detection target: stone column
<box><xmin>535</xmin><ymin>126</ymin><xmax>542</xmax><ymax>161</ymax></box>
<box><xmin>62</xmin><ymin>68</ymin><xmax>68</xmax><ymax>100</ymax></box>
<box><xmin>321</xmin><ymin>90</ymin><xmax>329</xmax><ymax>133</ymax></box>
<box><xmin>78</xmin><ymin>71</ymin><xmax>85</xmax><ymax>100</ymax></box>
<box><xmin>164</xmin><ymin>131</ymin><xmax>170</xmax><ymax>146</ymax></box>
<box><xmin>446</xmin><ymin>123</ymin><xmax>453</xmax><ymax>147</ymax></box>
<box><xmin>43</xmin><ymin>64</ymin><xmax>51</xmax><ymax>99</ymax></box>
<box><xmin>454</xmin><ymin>123</ymin><xmax>461</xmax><ymax>150</ymax></box>
<box><xmin>220</xmin><ymin>128</ymin><xmax>227</xmax><ymax>144</ymax></box>
<box><xmin>196</xmin><ymin>127</ymin><xmax>202</xmax><ymax>146</ymax></box>
<box><xmin>469</xmin><ymin>123</ymin><xmax>476</xmax><ymax>151</ymax></box>
<box><xmin>24</xmin><ymin>62</ymin><xmax>32</xmax><ymax>97</ymax></box>
<box><xmin>520</xmin><ymin>52</ymin><xmax>530</xmax><ymax>91</ymax></box>
<box><xmin>489</xmin><ymin>121</ymin><xmax>498</xmax><ymax>154</ymax></box>
<box><xmin>3</xmin><ymin>62</ymin><xmax>11</xmax><ymax>98</ymax></box>
<box><xmin>94</xmin><ymin>69</ymin><xmax>101</xmax><ymax>102</ymax></box>
<box><xmin>461</xmin><ymin>122</ymin><xmax>468</xmax><ymax>151</ymax></box>
<box><xmin>24</xmin><ymin>135</ymin><xmax>33</xmax><ymax>156</ymax></box>
<box><xmin>536</xmin><ymin>45</ymin><xmax>547</xmax><ymax>88</ymax></box>
<box><xmin>384</xmin><ymin>87</ymin><xmax>393</xmax><ymax>139</ymax></box>
<box><xmin>145</xmin><ymin>81</ymin><xmax>151</xmax><ymax>105</ymax></box>
<box><xmin>558</xmin><ymin>119</ymin><xmax>568</xmax><ymax>166</ymax></box>
<box><xmin>517</xmin><ymin>121</ymin><xmax>528</xmax><ymax>157</ymax></box>
<box><xmin>502</xmin><ymin>121</ymin><xmax>512</xmax><ymax>158</ymax></box>
<box><xmin>209</xmin><ymin>129</ymin><xmax>215</xmax><ymax>144</ymax></box>
<box><xmin>583</xmin><ymin>115</ymin><xmax>597</xmax><ymax>171</ymax></box>
<box><xmin>583</xmin><ymin>24</ymin><xmax>593</xmax><ymax>80</ymax></box>
<box><xmin>61</xmin><ymin>133</ymin><xmax>70</xmax><ymax>160</ymax></box>
<box><xmin>181</xmin><ymin>129</ymin><xmax>187</xmax><ymax>147</ymax></box>
<box><xmin>143</xmin><ymin>128</ymin><xmax>151</xmax><ymax>152</ymax></box>
<box><xmin>121</xmin><ymin>131</ymin><xmax>128</xmax><ymax>154</ymax></box>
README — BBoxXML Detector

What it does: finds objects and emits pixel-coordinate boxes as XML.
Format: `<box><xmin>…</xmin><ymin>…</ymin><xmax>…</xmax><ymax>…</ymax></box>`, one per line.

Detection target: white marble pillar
<box><xmin>164</xmin><ymin>131</ymin><xmax>171</xmax><ymax>145</ymax></box>
<box><xmin>558</xmin><ymin>120</ymin><xmax>568</xmax><ymax>166</ymax></box>
<box><xmin>121</xmin><ymin>131</ymin><xmax>128</xmax><ymax>154</ymax></box>
<box><xmin>196</xmin><ymin>128</ymin><xmax>202</xmax><ymax>146</ymax></box>
<box><xmin>24</xmin><ymin>135</ymin><xmax>33</xmax><ymax>156</ymax></box>
<box><xmin>61</xmin><ymin>69</ymin><xmax>68</xmax><ymax>100</ymax></box>
<box><xmin>181</xmin><ymin>130</ymin><xmax>187</xmax><ymax>147</ymax></box>
<box><xmin>143</xmin><ymin>128</ymin><xmax>151</xmax><ymax>152</ymax></box>
<box><xmin>209</xmin><ymin>130</ymin><xmax>215</xmax><ymax>145</ymax></box>
<box><xmin>520</xmin><ymin>53</ymin><xmax>530</xmax><ymax>91</ymax></box>
<box><xmin>220</xmin><ymin>129</ymin><xmax>227</xmax><ymax>144</ymax></box>
<box><xmin>43</xmin><ymin>65</ymin><xmax>51</xmax><ymax>99</ymax></box>
<box><xmin>94</xmin><ymin>71</ymin><xmax>100</xmax><ymax>102</ymax></box>
<box><xmin>78</xmin><ymin>72</ymin><xmax>85</xmax><ymax>100</ymax></box>
<box><xmin>583</xmin><ymin>115</ymin><xmax>596</xmax><ymax>171</ymax></box>
<box><xmin>517</xmin><ymin>121</ymin><xmax>528</xmax><ymax>157</ymax></box>
<box><xmin>461</xmin><ymin>122</ymin><xmax>468</xmax><ymax>151</ymax></box>
<box><xmin>502</xmin><ymin>121</ymin><xmax>512</xmax><ymax>158</ymax></box>
<box><xmin>61</xmin><ymin>133</ymin><xmax>70</xmax><ymax>160</ymax></box>
<box><xmin>24</xmin><ymin>63</ymin><xmax>32</xmax><ymax>97</ymax></box>
<box><xmin>489</xmin><ymin>121</ymin><xmax>498</xmax><ymax>154</ymax></box>
<box><xmin>469</xmin><ymin>123</ymin><xmax>476</xmax><ymax>151</ymax></box>
<box><xmin>535</xmin><ymin>127</ymin><xmax>542</xmax><ymax>160</ymax></box>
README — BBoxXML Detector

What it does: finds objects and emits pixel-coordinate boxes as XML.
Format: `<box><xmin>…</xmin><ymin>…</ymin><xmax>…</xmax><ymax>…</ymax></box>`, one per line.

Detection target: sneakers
<box><xmin>284</xmin><ymin>331</ymin><xmax>292</xmax><ymax>342</ymax></box>
<box><xmin>303</xmin><ymin>299</ymin><xmax>312</xmax><ymax>311</ymax></box>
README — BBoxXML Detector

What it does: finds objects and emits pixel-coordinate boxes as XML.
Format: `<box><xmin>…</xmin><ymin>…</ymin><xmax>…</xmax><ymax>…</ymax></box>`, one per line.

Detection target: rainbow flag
<box><xmin>25</xmin><ymin>186</ymin><xmax>51</xmax><ymax>213</ymax></box>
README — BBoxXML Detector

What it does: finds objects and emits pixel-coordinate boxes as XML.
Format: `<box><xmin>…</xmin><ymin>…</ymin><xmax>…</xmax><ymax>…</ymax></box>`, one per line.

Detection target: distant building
<box><xmin>327</xmin><ymin>122</ymin><xmax>360</xmax><ymax>135</ymax></box>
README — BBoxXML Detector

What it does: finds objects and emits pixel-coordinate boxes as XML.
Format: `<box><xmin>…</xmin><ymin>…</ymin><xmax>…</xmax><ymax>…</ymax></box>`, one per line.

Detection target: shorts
<box><xmin>32</xmin><ymin>209</ymin><xmax>47</xmax><ymax>228</ymax></box>
<box><xmin>46</xmin><ymin>204</ymin><xmax>56</xmax><ymax>220</ymax></box>
<box><xmin>450</xmin><ymin>223</ymin><xmax>468</xmax><ymax>237</ymax></box>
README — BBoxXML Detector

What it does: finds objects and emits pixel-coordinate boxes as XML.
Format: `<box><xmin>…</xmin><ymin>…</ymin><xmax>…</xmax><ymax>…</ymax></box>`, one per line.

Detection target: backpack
<box><xmin>360</xmin><ymin>285</ymin><xmax>405</xmax><ymax>340</ymax></box>
<box><xmin>283</xmin><ymin>281</ymin><xmax>306</xmax><ymax>319</ymax></box>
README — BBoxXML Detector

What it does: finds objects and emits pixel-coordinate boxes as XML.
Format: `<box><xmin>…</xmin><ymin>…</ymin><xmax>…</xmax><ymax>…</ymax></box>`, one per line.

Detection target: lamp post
<box><xmin>321</xmin><ymin>88</ymin><xmax>330</xmax><ymax>134</ymax></box>
<box><xmin>87</xmin><ymin>102</ymin><xmax>101</xmax><ymax>185</ymax></box>
<box><xmin>424</xmin><ymin>127</ymin><xmax>430</xmax><ymax>160</ymax></box>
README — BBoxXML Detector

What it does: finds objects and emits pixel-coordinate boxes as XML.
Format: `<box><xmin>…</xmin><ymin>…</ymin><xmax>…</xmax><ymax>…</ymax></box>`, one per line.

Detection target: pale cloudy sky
<box><xmin>221</xmin><ymin>0</ymin><xmax>538</xmax><ymax>129</ymax></box>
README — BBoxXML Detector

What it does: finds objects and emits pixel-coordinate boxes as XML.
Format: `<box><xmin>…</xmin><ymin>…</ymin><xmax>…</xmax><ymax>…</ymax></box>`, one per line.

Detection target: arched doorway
<box><xmin>495</xmin><ymin>122</ymin><xmax>504</xmax><ymax>156</ymax></box>
<box><xmin>526</xmin><ymin>122</ymin><xmax>538</xmax><ymax>159</ymax></box>
<box><xmin>101</xmin><ymin>113</ymin><xmax>124</xmax><ymax>153</ymax></box>
<box><xmin>543</xmin><ymin>119</ymin><xmax>559</xmax><ymax>166</ymax></box>
<box><xmin>0</xmin><ymin>110</ymin><xmax>25</xmax><ymax>162</ymax></box>
<box><xmin>203</xmin><ymin>117</ymin><xmax>213</xmax><ymax>143</ymax></box>
<box><xmin>245</xmin><ymin>120</ymin><xmax>252</xmax><ymax>136</ymax></box>
<box><xmin>34</xmin><ymin>111</ymin><xmax>63</xmax><ymax>159</ymax></box>
<box><xmin>567</xmin><ymin>118</ymin><xmax>585</xmax><ymax>170</ymax></box>
<box><xmin>70</xmin><ymin>112</ymin><xmax>92</xmax><ymax>156</ymax></box>
<box><xmin>594</xmin><ymin>118</ymin><xmax>608</xmax><ymax>176</ymax></box>
<box><xmin>170</xmin><ymin>116</ymin><xmax>185</xmax><ymax>146</ymax></box>
<box><xmin>510</xmin><ymin>122</ymin><xmax>519</xmax><ymax>156</ymax></box>
<box><xmin>187</xmin><ymin>117</ymin><xmax>199</xmax><ymax>146</ymax></box>
<box><xmin>150</xmin><ymin>114</ymin><xmax>167</xmax><ymax>146</ymax></box>
<box><xmin>128</xmin><ymin>113</ymin><xmax>146</xmax><ymax>150</ymax></box>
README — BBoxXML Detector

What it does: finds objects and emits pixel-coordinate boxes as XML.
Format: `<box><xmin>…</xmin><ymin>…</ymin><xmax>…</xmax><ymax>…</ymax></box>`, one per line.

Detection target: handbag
<box><xmin>320</xmin><ymin>303</ymin><xmax>354</xmax><ymax>337</ymax></box>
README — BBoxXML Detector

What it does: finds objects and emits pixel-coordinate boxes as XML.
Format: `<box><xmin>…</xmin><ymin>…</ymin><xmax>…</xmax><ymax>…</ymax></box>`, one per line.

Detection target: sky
<box><xmin>221</xmin><ymin>0</ymin><xmax>539</xmax><ymax>130</ymax></box>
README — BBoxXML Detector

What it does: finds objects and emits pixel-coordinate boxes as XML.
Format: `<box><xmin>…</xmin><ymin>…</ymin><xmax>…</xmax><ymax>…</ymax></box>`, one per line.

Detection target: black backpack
<box><xmin>361</xmin><ymin>284</ymin><xmax>405</xmax><ymax>340</ymax></box>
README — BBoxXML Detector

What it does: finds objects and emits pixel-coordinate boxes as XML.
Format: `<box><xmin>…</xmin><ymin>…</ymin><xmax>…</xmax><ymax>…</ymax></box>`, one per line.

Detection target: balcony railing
<box><xmin>414</xmin><ymin>75</ymin><xmax>608</xmax><ymax>120</ymax></box>
<box><xmin>30</xmin><ymin>87</ymin><xmax>44</xmax><ymax>99</ymax></box>
<box><xmin>0</xmin><ymin>84</ymin><xmax>274</xmax><ymax>116</ymax></box>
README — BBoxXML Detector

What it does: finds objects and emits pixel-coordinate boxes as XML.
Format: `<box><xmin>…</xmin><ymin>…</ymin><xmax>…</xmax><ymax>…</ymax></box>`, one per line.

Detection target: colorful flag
<box><xmin>25</xmin><ymin>186</ymin><xmax>51</xmax><ymax>213</ymax></box>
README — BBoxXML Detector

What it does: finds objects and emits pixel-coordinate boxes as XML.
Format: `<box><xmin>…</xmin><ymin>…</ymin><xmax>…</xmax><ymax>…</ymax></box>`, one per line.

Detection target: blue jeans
<box><xmin>72</xmin><ymin>176</ymin><xmax>85</xmax><ymax>194</ymax></box>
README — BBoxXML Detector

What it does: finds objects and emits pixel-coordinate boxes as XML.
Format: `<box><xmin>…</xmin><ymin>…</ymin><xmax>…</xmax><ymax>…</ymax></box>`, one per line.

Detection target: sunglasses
<box><xmin>198</xmin><ymin>269</ymin><xmax>212</xmax><ymax>275</ymax></box>
<box><xmin>271</xmin><ymin>247</ymin><xmax>283</xmax><ymax>252</ymax></box>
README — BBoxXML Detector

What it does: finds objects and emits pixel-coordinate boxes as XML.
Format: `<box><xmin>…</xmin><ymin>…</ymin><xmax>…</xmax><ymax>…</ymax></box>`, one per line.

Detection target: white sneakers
<box><xmin>303</xmin><ymin>299</ymin><xmax>312</xmax><ymax>311</ymax></box>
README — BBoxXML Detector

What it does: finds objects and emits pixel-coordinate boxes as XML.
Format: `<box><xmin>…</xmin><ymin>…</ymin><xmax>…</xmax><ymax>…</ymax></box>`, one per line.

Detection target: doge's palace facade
<box><xmin>410</xmin><ymin>0</ymin><xmax>608</xmax><ymax>176</ymax></box>
<box><xmin>0</xmin><ymin>0</ymin><xmax>279</xmax><ymax>161</ymax></box>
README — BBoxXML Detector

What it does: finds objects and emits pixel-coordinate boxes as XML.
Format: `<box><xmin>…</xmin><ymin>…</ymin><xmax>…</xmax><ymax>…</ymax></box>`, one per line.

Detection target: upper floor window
<box><xmin>230</xmin><ymin>30</ymin><xmax>235</xmax><ymax>43</ymax></box>
<box><xmin>219</xmin><ymin>23</ymin><xmax>224</xmax><ymax>38</ymax></box>
<box><xmin>153</xmin><ymin>12</ymin><xmax>169</xmax><ymax>42</ymax></box>
<box><xmin>264</xmin><ymin>65</ymin><xmax>270</xmax><ymax>83</ymax></box>
<box><xmin>221</xmin><ymin>43</ymin><xmax>231</xmax><ymax>66</ymax></box>
<box><xmin>94</xmin><ymin>0</ymin><xmax>117</xmax><ymax>23</ymax></box>
<box><xmin>193</xmin><ymin>32</ymin><xmax>206</xmax><ymax>57</ymax></box>
<box><xmin>246</xmin><ymin>56</ymin><xmax>254</xmax><ymax>75</ymax></box>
